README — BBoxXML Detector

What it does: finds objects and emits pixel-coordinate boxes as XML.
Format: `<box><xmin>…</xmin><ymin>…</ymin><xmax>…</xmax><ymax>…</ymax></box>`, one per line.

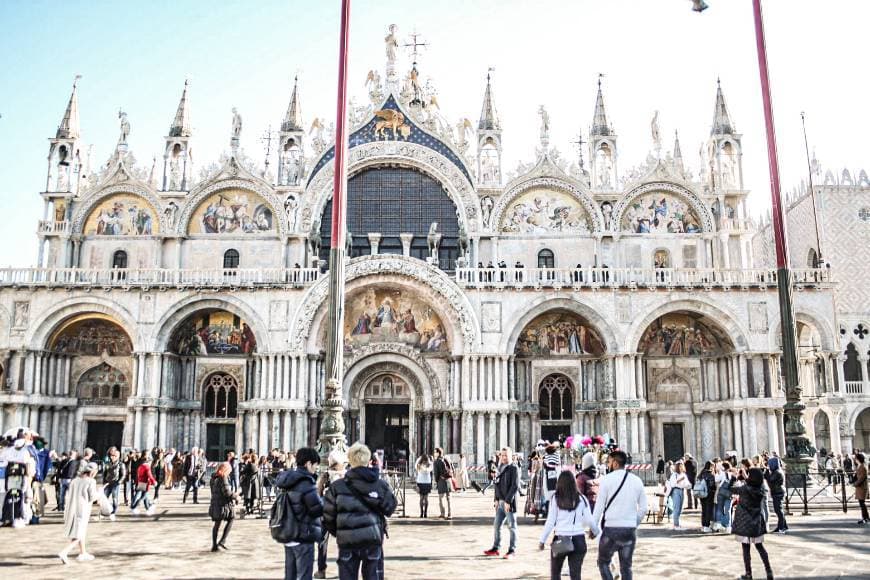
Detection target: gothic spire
<box><xmin>711</xmin><ymin>78</ymin><xmax>735</xmax><ymax>135</ymax></box>
<box><xmin>673</xmin><ymin>130</ymin><xmax>684</xmax><ymax>172</ymax></box>
<box><xmin>282</xmin><ymin>76</ymin><xmax>302</xmax><ymax>132</ymax></box>
<box><xmin>169</xmin><ymin>79</ymin><xmax>192</xmax><ymax>137</ymax></box>
<box><xmin>56</xmin><ymin>75</ymin><xmax>81</xmax><ymax>139</ymax></box>
<box><xmin>478</xmin><ymin>70</ymin><xmax>500</xmax><ymax>131</ymax></box>
<box><xmin>591</xmin><ymin>75</ymin><xmax>611</xmax><ymax>136</ymax></box>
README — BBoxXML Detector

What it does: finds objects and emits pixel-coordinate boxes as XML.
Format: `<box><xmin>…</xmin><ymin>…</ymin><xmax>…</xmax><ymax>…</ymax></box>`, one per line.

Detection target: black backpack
<box><xmin>269</xmin><ymin>490</ymin><xmax>299</xmax><ymax>544</ymax></box>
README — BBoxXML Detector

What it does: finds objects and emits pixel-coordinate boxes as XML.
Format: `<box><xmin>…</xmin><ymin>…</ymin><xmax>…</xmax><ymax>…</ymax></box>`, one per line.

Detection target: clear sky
<box><xmin>1</xmin><ymin>1</ymin><xmax>868</xmax><ymax>267</ymax></box>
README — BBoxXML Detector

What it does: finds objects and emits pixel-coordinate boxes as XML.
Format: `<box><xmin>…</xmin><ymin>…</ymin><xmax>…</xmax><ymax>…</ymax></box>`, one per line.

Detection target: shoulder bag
<box><xmin>600</xmin><ymin>471</ymin><xmax>630</xmax><ymax>530</ymax></box>
<box><xmin>551</xmin><ymin>496</ymin><xmax>588</xmax><ymax>557</ymax></box>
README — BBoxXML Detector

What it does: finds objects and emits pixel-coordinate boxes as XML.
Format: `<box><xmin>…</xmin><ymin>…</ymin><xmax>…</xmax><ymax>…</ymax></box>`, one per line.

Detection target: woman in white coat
<box><xmin>59</xmin><ymin>462</ymin><xmax>98</xmax><ymax>564</ymax></box>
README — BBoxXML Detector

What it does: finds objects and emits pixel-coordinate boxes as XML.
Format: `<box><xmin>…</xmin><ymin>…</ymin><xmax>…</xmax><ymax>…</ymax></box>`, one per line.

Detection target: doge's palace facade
<box><xmin>1</xmin><ymin>31</ymin><xmax>859</xmax><ymax>466</ymax></box>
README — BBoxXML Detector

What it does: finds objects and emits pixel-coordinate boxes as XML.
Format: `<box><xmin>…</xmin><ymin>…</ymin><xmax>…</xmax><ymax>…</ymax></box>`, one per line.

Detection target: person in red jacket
<box><xmin>130</xmin><ymin>460</ymin><xmax>157</xmax><ymax>515</ymax></box>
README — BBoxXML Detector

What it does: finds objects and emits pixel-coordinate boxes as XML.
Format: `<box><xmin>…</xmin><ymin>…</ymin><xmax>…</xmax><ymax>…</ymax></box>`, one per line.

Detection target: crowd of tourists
<box><xmin>1</xmin><ymin>424</ymin><xmax>868</xmax><ymax>580</ymax></box>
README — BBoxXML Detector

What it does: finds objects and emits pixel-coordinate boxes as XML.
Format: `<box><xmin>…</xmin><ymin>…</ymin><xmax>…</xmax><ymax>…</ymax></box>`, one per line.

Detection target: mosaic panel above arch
<box><xmin>189</xmin><ymin>188</ymin><xmax>275</xmax><ymax>234</ymax></box>
<box><xmin>336</xmin><ymin>286</ymin><xmax>449</xmax><ymax>355</ymax></box>
<box><xmin>515</xmin><ymin>310</ymin><xmax>605</xmax><ymax>357</ymax></box>
<box><xmin>48</xmin><ymin>314</ymin><xmax>132</xmax><ymax>356</ymax></box>
<box><xmin>170</xmin><ymin>309</ymin><xmax>257</xmax><ymax>356</ymax></box>
<box><xmin>500</xmin><ymin>187</ymin><xmax>591</xmax><ymax>234</ymax></box>
<box><xmin>621</xmin><ymin>192</ymin><xmax>702</xmax><ymax>234</ymax></box>
<box><xmin>638</xmin><ymin>312</ymin><xmax>733</xmax><ymax>356</ymax></box>
<box><xmin>83</xmin><ymin>193</ymin><xmax>159</xmax><ymax>236</ymax></box>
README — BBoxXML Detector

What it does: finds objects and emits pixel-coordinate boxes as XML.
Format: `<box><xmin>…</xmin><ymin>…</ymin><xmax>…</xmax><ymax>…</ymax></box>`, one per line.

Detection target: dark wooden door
<box><xmin>85</xmin><ymin>421</ymin><xmax>123</xmax><ymax>459</ymax></box>
<box><xmin>662</xmin><ymin>422</ymin><xmax>685</xmax><ymax>461</ymax></box>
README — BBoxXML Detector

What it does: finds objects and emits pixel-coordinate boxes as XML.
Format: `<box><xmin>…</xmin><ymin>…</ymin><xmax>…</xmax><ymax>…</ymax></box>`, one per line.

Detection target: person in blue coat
<box><xmin>275</xmin><ymin>447</ymin><xmax>324</xmax><ymax>580</ymax></box>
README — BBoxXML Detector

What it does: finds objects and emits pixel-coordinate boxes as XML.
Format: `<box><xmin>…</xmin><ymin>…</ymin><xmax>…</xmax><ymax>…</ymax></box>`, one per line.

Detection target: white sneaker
<box><xmin>146</xmin><ymin>506</ymin><xmax>156</xmax><ymax>516</ymax></box>
<box><xmin>109</xmin><ymin>514</ymin><xmax>116</xmax><ymax>522</ymax></box>
<box><xmin>725</xmin><ymin>526</ymin><xmax>732</xmax><ymax>534</ymax></box>
<box><xmin>77</xmin><ymin>553</ymin><xmax>95</xmax><ymax>562</ymax></box>
<box><xmin>58</xmin><ymin>552</ymin><xmax>69</xmax><ymax>565</ymax></box>
<box><xmin>12</xmin><ymin>519</ymin><xmax>26</xmax><ymax>528</ymax></box>
<box><xmin>131</xmin><ymin>508</ymin><xmax>141</xmax><ymax>516</ymax></box>
<box><xmin>701</xmin><ymin>526</ymin><xmax>712</xmax><ymax>533</ymax></box>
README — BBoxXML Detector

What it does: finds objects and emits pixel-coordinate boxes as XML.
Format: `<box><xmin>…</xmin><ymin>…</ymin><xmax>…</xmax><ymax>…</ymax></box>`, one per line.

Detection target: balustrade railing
<box><xmin>456</xmin><ymin>267</ymin><xmax>832</xmax><ymax>289</ymax></box>
<box><xmin>37</xmin><ymin>220</ymin><xmax>70</xmax><ymax>235</ymax></box>
<box><xmin>844</xmin><ymin>381</ymin><xmax>865</xmax><ymax>395</ymax></box>
<box><xmin>0</xmin><ymin>267</ymin><xmax>320</xmax><ymax>288</ymax></box>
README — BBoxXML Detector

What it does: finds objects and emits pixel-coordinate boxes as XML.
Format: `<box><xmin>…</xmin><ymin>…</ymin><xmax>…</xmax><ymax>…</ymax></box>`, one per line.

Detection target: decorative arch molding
<box><xmin>647</xmin><ymin>367</ymin><xmax>698</xmax><ymax>406</ymax></box>
<box><xmin>301</xmin><ymin>141</ymin><xmax>481</xmax><ymax>235</ymax></box>
<box><xmin>290</xmin><ymin>254</ymin><xmax>480</xmax><ymax>353</ymax></box>
<box><xmin>771</xmin><ymin>310</ymin><xmax>836</xmax><ymax>352</ymax></box>
<box><xmin>612</xmin><ymin>180</ymin><xmax>715</xmax><ymax>234</ymax></box>
<box><xmin>343</xmin><ymin>342</ymin><xmax>442</xmax><ymax>408</ymax></box>
<box><xmin>26</xmin><ymin>297</ymin><xmax>139</xmax><ymax>351</ymax></box>
<box><xmin>71</xmin><ymin>184</ymin><xmax>167</xmax><ymax>235</ymax></box>
<box><xmin>626</xmin><ymin>297</ymin><xmax>749</xmax><ymax>354</ymax></box>
<box><xmin>501</xmin><ymin>296</ymin><xmax>621</xmax><ymax>355</ymax></box>
<box><xmin>847</xmin><ymin>403</ymin><xmax>870</xmax><ymax>437</ymax></box>
<box><xmin>149</xmin><ymin>295</ymin><xmax>271</xmax><ymax>353</ymax></box>
<box><xmin>176</xmin><ymin>177</ymin><xmax>287</xmax><ymax>237</ymax></box>
<box><xmin>344</xmin><ymin>353</ymin><xmax>437</xmax><ymax>411</ymax></box>
<box><xmin>490</xmin><ymin>175</ymin><xmax>604</xmax><ymax>234</ymax></box>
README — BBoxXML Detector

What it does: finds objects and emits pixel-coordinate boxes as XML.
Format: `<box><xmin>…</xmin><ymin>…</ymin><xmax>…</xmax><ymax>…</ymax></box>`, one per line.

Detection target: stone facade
<box><xmin>1</xmin><ymin>35</ymin><xmax>862</xmax><ymax>465</ymax></box>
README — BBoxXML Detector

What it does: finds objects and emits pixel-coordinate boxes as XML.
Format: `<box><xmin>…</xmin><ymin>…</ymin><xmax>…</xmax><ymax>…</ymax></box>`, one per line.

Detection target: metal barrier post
<box><xmin>802</xmin><ymin>473</ymin><xmax>809</xmax><ymax>516</ymax></box>
<box><xmin>841</xmin><ymin>474</ymin><xmax>848</xmax><ymax>513</ymax></box>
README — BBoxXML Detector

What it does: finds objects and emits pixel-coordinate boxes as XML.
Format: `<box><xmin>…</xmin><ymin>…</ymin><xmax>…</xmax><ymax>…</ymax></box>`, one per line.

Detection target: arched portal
<box><xmin>361</xmin><ymin>372</ymin><xmax>412</xmax><ymax>466</ymax></box>
<box><xmin>854</xmin><ymin>407</ymin><xmax>870</xmax><ymax>452</ymax></box>
<box><xmin>638</xmin><ymin>309</ymin><xmax>736</xmax><ymax>461</ymax></box>
<box><xmin>813</xmin><ymin>411</ymin><xmax>832</xmax><ymax>456</ymax></box>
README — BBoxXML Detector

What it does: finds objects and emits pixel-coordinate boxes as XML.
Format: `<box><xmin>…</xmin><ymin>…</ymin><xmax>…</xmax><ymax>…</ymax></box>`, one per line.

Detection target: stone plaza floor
<box><xmin>0</xmin><ymin>484</ymin><xmax>868</xmax><ymax>579</ymax></box>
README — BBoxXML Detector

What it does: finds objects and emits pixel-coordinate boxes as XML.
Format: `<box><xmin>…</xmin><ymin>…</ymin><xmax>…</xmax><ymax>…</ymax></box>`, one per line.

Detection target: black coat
<box><xmin>732</xmin><ymin>483</ymin><xmax>767</xmax><ymax>538</ymax></box>
<box><xmin>209</xmin><ymin>475</ymin><xmax>236</xmax><ymax>522</ymax></box>
<box><xmin>765</xmin><ymin>470</ymin><xmax>784</xmax><ymax>497</ymax></box>
<box><xmin>685</xmin><ymin>459</ymin><xmax>697</xmax><ymax>485</ymax></box>
<box><xmin>698</xmin><ymin>469</ymin><xmax>716</xmax><ymax>500</ymax></box>
<box><xmin>494</xmin><ymin>463</ymin><xmax>520</xmax><ymax>511</ymax></box>
<box><xmin>323</xmin><ymin>466</ymin><xmax>397</xmax><ymax>549</ymax></box>
<box><xmin>275</xmin><ymin>468</ymin><xmax>324</xmax><ymax>544</ymax></box>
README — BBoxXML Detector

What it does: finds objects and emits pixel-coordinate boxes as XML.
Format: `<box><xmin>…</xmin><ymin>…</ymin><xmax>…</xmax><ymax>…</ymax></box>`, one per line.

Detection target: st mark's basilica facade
<box><xmin>1</xmin><ymin>28</ymin><xmax>868</xmax><ymax>466</ymax></box>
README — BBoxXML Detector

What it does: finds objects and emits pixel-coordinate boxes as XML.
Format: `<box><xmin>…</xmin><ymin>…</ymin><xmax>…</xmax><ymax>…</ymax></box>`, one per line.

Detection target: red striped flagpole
<box><xmin>319</xmin><ymin>0</ymin><xmax>351</xmax><ymax>460</ymax></box>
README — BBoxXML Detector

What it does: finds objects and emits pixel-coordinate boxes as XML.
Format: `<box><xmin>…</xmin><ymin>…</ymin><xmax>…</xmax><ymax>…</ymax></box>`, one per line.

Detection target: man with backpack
<box><xmin>274</xmin><ymin>447</ymin><xmax>324</xmax><ymax>580</ymax></box>
<box><xmin>684</xmin><ymin>454</ymin><xmax>697</xmax><ymax>510</ymax></box>
<box><xmin>432</xmin><ymin>447</ymin><xmax>453</xmax><ymax>520</ymax></box>
<box><xmin>323</xmin><ymin>443</ymin><xmax>397</xmax><ymax>580</ymax></box>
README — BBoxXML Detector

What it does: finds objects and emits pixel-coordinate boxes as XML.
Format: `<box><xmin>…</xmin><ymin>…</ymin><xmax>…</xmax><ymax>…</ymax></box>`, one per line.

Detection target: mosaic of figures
<box><xmin>501</xmin><ymin>189</ymin><xmax>591</xmax><ymax>234</ymax></box>
<box><xmin>622</xmin><ymin>192</ymin><xmax>701</xmax><ymax>234</ymax></box>
<box><xmin>345</xmin><ymin>287</ymin><xmax>448</xmax><ymax>353</ymax></box>
<box><xmin>84</xmin><ymin>194</ymin><xmax>158</xmax><ymax>236</ymax></box>
<box><xmin>638</xmin><ymin>313</ymin><xmax>731</xmax><ymax>356</ymax></box>
<box><xmin>50</xmin><ymin>317</ymin><xmax>133</xmax><ymax>356</ymax></box>
<box><xmin>516</xmin><ymin>311</ymin><xmax>605</xmax><ymax>357</ymax></box>
<box><xmin>190</xmin><ymin>189</ymin><xmax>274</xmax><ymax>234</ymax></box>
<box><xmin>171</xmin><ymin>309</ymin><xmax>257</xmax><ymax>356</ymax></box>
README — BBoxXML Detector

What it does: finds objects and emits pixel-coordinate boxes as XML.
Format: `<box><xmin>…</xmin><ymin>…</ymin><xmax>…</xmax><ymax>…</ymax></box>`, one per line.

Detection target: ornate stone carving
<box><xmin>72</xmin><ymin>183</ymin><xmax>168</xmax><ymax>236</ymax></box>
<box><xmin>175</xmin><ymin>177</ymin><xmax>288</xmax><ymax>237</ymax></box>
<box><xmin>611</xmin><ymin>181</ymin><xmax>714</xmax><ymax>234</ymax></box>
<box><xmin>490</xmin><ymin>175</ymin><xmax>603</xmax><ymax>234</ymax></box>
<box><xmin>349</xmin><ymin>360</ymin><xmax>429</xmax><ymax>410</ymax></box>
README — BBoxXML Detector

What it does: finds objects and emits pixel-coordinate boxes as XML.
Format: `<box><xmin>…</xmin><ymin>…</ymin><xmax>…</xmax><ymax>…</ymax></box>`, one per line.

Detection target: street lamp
<box><xmin>695</xmin><ymin>1</ymin><xmax>815</xmax><ymax>471</ymax></box>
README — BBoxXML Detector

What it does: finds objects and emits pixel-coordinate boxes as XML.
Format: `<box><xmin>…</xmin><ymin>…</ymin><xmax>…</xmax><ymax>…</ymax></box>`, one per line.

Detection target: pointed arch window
<box><xmin>844</xmin><ymin>343</ymin><xmax>862</xmax><ymax>382</ymax></box>
<box><xmin>204</xmin><ymin>372</ymin><xmax>239</xmax><ymax>419</ymax></box>
<box><xmin>539</xmin><ymin>374</ymin><xmax>573</xmax><ymax>421</ymax></box>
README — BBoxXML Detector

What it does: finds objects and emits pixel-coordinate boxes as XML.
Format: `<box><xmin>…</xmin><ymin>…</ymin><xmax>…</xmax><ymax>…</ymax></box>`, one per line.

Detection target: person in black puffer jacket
<box><xmin>323</xmin><ymin>443</ymin><xmax>397</xmax><ymax>580</ymax></box>
<box><xmin>275</xmin><ymin>447</ymin><xmax>324</xmax><ymax>580</ymax></box>
<box><xmin>698</xmin><ymin>461</ymin><xmax>717</xmax><ymax>532</ymax></box>
<box><xmin>764</xmin><ymin>457</ymin><xmax>787</xmax><ymax>533</ymax></box>
<box><xmin>732</xmin><ymin>467</ymin><xmax>773</xmax><ymax>580</ymax></box>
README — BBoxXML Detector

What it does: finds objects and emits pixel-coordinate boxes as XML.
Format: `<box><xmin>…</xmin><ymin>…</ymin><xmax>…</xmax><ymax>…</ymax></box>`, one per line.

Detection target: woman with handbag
<box><xmin>130</xmin><ymin>457</ymin><xmax>157</xmax><ymax>515</ymax></box>
<box><xmin>664</xmin><ymin>461</ymin><xmax>691</xmax><ymax>530</ymax></box>
<box><xmin>415</xmin><ymin>454</ymin><xmax>433</xmax><ymax>518</ymax></box>
<box><xmin>538</xmin><ymin>470</ymin><xmax>598</xmax><ymax>580</ymax></box>
<box><xmin>209</xmin><ymin>462</ymin><xmax>239</xmax><ymax>552</ymax></box>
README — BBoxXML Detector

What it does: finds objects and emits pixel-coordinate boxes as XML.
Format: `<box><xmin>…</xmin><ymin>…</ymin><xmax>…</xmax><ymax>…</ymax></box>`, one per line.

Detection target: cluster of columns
<box><xmin>413</xmin><ymin>411</ymin><xmax>462</xmax><ymax>456</ymax></box>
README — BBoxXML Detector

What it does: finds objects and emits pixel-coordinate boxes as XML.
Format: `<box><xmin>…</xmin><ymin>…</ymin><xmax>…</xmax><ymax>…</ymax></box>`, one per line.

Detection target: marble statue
<box><xmin>385</xmin><ymin>24</ymin><xmax>399</xmax><ymax>67</ymax></box>
<box><xmin>118</xmin><ymin>110</ymin><xmax>131</xmax><ymax>144</ymax></box>
<box><xmin>284</xmin><ymin>195</ymin><xmax>298</xmax><ymax>231</ymax></box>
<box><xmin>538</xmin><ymin>105</ymin><xmax>550</xmax><ymax>144</ymax></box>
<box><xmin>231</xmin><ymin>107</ymin><xmax>242</xmax><ymax>141</ymax></box>
<box><xmin>651</xmin><ymin>110</ymin><xmax>661</xmax><ymax>152</ymax></box>
<box><xmin>481</xmin><ymin>196</ymin><xmax>494</xmax><ymax>227</ymax></box>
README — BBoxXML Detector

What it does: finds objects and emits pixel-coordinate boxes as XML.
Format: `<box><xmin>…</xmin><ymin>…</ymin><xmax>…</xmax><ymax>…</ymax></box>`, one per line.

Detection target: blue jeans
<box><xmin>337</xmin><ymin>545</ymin><xmax>383</xmax><ymax>580</ymax></box>
<box><xmin>492</xmin><ymin>501</ymin><xmax>517</xmax><ymax>552</ymax></box>
<box><xmin>717</xmin><ymin>495</ymin><xmax>732</xmax><ymax>528</ymax></box>
<box><xmin>671</xmin><ymin>488</ymin><xmax>684</xmax><ymax>527</ymax></box>
<box><xmin>597</xmin><ymin>527</ymin><xmax>636</xmax><ymax>580</ymax></box>
<box><xmin>285</xmin><ymin>542</ymin><xmax>314</xmax><ymax>580</ymax></box>
<box><xmin>104</xmin><ymin>482</ymin><xmax>120</xmax><ymax>514</ymax></box>
<box><xmin>131</xmin><ymin>489</ymin><xmax>152</xmax><ymax>510</ymax></box>
<box><xmin>59</xmin><ymin>479</ymin><xmax>71</xmax><ymax>510</ymax></box>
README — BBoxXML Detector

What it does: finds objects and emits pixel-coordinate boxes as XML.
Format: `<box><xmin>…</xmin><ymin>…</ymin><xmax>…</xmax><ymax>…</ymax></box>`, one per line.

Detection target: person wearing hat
<box><xmin>575</xmin><ymin>452</ymin><xmax>600</xmax><ymax>511</ymax></box>
<box><xmin>732</xmin><ymin>467</ymin><xmax>773</xmax><ymax>580</ymax></box>
<box><xmin>58</xmin><ymin>462</ymin><xmax>99</xmax><ymax>563</ymax></box>
<box><xmin>764</xmin><ymin>457</ymin><xmax>787</xmax><ymax>533</ymax></box>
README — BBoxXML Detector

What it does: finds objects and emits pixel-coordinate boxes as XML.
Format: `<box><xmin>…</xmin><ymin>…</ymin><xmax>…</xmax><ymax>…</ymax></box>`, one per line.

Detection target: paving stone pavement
<box><xmin>0</xmin><ymin>484</ymin><xmax>868</xmax><ymax>579</ymax></box>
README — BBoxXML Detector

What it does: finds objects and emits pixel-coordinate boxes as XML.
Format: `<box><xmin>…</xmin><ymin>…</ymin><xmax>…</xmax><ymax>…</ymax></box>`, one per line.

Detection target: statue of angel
<box><xmin>455</xmin><ymin>118</ymin><xmax>473</xmax><ymax>151</ymax></box>
<box><xmin>118</xmin><ymin>109</ymin><xmax>131</xmax><ymax>144</ymax></box>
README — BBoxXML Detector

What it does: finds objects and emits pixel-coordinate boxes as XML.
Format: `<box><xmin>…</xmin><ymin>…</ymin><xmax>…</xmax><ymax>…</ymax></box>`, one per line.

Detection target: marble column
<box><xmin>476</xmin><ymin>413</ymin><xmax>485</xmax><ymax>465</ymax></box>
<box><xmin>629</xmin><ymin>411</ymin><xmax>639</xmax><ymax>457</ymax></box>
<box><xmin>766</xmin><ymin>410</ymin><xmax>779</xmax><ymax>454</ymax></box>
<box><xmin>498</xmin><ymin>411</ymin><xmax>508</xmax><ymax>448</ymax></box>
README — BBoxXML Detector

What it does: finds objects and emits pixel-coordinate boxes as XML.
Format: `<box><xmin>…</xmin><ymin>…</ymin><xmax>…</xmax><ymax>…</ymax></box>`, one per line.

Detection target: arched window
<box><xmin>112</xmin><ymin>250</ymin><xmax>128</xmax><ymax>269</ymax></box>
<box><xmin>807</xmin><ymin>248</ymin><xmax>819</xmax><ymax>268</ymax></box>
<box><xmin>844</xmin><ymin>343</ymin><xmax>862</xmax><ymax>382</ymax></box>
<box><xmin>111</xmin><ymin>384</ymin><xmax>121</xmax><ymax>399</ymax></box>
<box><xmin>223</xmin><ymin>249</ymin><xmax>240</xmax><ymax>269</ymax></box>
<box><xmin>203</xmin><ymin>373</ymin><xmax>239</xmax><ymax>419</ymax></box>
<box><xmin>76</xmin><ymin>362</ymin><xmax>129</xmax><ymax>405</ymax></box>
<box><xmin>537</xmin><ymin>249</ymin><xmax>555</xmax><ymax>269</ymax></box>
<box><xmin>539</xmin><ymin>374</ymin><xmax>573</xmax><ymax>421</ymax></box>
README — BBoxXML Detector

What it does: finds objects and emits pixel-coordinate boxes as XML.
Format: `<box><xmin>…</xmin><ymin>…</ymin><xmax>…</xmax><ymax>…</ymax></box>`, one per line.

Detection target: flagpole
<box><xmin>318</xmin><ymin>0</ymin><xmax>351</xmax><ymax>462</ymax></box>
